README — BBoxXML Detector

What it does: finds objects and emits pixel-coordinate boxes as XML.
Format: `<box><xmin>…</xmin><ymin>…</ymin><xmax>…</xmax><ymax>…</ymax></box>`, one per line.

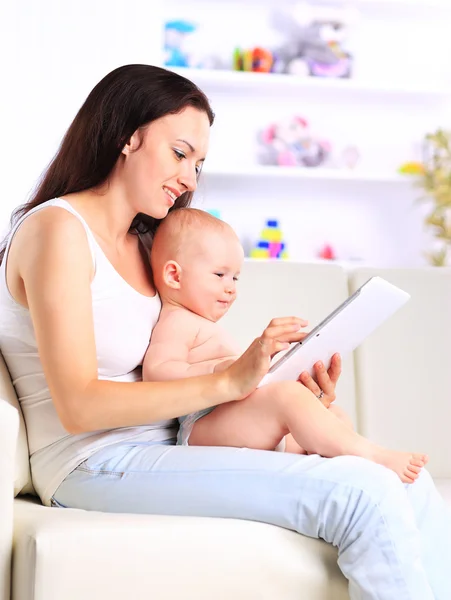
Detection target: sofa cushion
<box><xmin>223</xmin><ymin>260</ymin><xmax>357</xmax><ymax>425</ymax></box>
<box><xmin>0</xmin><ymin>400</ymin><xmax>19</xmax><ymax>600</ymax></box>
<box><xmin>13</xmin><ymin>497</ymin><xmax>349</xmax><ymax>600</ymax></box>
<box><xmin>0</xmin><ymin>352</ymin><xmax>34</xmax><ymax>496</ymax></box>
<box><xmin>349</xmin><ymin>268</ymin><xmax>451</xmax><ymax>478</ymax></box>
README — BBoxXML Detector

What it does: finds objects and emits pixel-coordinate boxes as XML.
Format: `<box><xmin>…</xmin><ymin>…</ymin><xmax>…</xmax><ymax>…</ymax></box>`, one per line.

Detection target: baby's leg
<box><xmin>328</xmin><ymin>404</ymin><xmax>354</xmax><ymax>429</ymax></box>
<box><xmin>284</xmin><ymin>403</ymin><xmax>354</xmax><ymax>454</ymax></box>
<box><xmin>189</xmin><ymin>381</ymin><xmax>428</xmax><ymax>484</ymax></box>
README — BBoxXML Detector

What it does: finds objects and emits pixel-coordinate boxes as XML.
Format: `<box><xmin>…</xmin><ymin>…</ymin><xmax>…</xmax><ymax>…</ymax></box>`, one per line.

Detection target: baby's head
<box><xmin>151</xmin><ymin>208</ymin><xmax>244</xmax><ymax>322</ymax></box>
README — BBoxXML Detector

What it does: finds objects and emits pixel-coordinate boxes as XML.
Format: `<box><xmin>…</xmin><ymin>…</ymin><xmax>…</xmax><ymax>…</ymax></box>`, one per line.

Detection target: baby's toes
<box><xmin>402</xmin><ymin>469</ymin><xmax>416</xmax><ymax>484</ymax></box>
<box><xmin>411</xmin><ymin>453</ymin><xmax>428</xmax><ymax>466</ymax></box>
<box><xmin>406</xmin><ymin>464</ymin><xmax>422</xmax><ymax>479</ymax></box>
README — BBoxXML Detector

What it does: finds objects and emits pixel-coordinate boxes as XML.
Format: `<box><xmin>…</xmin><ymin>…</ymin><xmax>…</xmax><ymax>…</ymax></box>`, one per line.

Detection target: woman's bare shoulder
<box><xmin>8</xmin><ymin>205</ymin><xmax>94</xmax><ymax>302</ymax></box>
<box><xmin>12</xmin><ymin>205</ymin><xmax>90</xmax><ymax>264</ymax></box>
<box><xmin>15</xmin><ymin>204</ymin><xmax>86</xmax><ymax>241</ymax></box>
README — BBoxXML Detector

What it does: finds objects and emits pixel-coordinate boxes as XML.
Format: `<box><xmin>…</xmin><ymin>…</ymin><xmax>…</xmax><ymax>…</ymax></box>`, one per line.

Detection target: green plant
<box><xmin>418</xmin><ymin>129</ymin><xmax>451</xmax><ymax>266</ymax></box>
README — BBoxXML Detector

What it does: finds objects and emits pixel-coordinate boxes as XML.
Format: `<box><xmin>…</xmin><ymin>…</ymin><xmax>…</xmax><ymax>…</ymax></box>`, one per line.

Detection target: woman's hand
<box><xmin>297</xmin><ymin>353</ymin><xmax>342</xmax><ymax>409</ymax></box>
<box><xmin>223</xmin><ymin>317</ymin><xmax>308</xmax><ymax>401</ymax></box>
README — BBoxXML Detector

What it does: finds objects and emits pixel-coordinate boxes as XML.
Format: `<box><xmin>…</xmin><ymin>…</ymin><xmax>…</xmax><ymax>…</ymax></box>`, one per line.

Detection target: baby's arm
<box><xmin>143</xmin><ymin>310</ymin><xmax>236</xmax><ymax>382</ymax></box>
<box><xmin>212</xmin><ymin>358</ymin><xmax>237</xmax><ymax>373</ymax></box>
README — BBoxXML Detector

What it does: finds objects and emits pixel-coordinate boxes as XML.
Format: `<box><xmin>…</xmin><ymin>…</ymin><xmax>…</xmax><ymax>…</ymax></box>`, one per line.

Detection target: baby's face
<box><xmin>180</xmin><ymin>230</ymin><xmax>244</xmax><ymax>322</ymax></box>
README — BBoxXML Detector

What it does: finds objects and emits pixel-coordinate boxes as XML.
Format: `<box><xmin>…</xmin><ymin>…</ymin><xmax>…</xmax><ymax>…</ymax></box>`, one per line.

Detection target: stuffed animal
<box><xmin>257</xmin><ymin>116</ymin><xmax>331</xmax><ymax>168</ymax></box>
<box><xmin>270</xmin><ymin>2</ymin><xmax>357</xmax><ymax>78</ymax></box>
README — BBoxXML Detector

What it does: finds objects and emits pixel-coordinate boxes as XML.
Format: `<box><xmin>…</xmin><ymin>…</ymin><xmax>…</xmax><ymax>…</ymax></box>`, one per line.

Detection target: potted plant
<box><xmin>418</xmin><ymin>129</ymin><xmax>451</xmax><ymax>266</ymax></box>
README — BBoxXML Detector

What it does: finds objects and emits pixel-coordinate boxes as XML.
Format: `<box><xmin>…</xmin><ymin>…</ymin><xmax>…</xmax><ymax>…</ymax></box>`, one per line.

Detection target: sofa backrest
<box><xmin>222</xmin><ymin>260</ymin><xmax>358</xmax><ymax>425</ymax></box>
<box><xmin>350</xmin><ymin>267</ymin><xmax>451</xmax><ymax>478</ymax></box>
<box><xmin>0</xmin><ymin>352</ymin><xmax>34</xmax><ymax>496</ymax></box>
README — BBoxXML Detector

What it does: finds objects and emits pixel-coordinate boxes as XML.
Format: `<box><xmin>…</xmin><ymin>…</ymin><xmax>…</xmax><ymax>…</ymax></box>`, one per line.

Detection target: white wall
<box><xmin>0</xmin><ymin>0</ymin><xmax>163</xmax><ymax>234</ymax></box>
<box><xmin>2</xmin><ymin>0</ymin><xmax>450</xmax><ymax>265</ymax></box>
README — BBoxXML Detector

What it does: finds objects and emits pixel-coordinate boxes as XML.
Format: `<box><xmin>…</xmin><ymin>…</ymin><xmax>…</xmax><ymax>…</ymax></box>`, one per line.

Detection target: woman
<box><xmin>0</xmin><ymin>64</ymin><xmax>449</xmax><ymax>599</ymax></box>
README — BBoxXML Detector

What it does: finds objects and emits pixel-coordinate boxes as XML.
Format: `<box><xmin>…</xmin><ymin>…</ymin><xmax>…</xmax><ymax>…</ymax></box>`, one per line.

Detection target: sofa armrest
<box><xmin>0</xmin><ymin>399</ymin><xmax>19</xmax><ymax>600</ymax></box>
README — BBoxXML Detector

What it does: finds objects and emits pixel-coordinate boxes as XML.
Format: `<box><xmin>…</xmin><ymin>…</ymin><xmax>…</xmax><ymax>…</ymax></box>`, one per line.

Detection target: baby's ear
<box><xmin>163</xmin><ymin>260</ymin><xmax>182</xmax><ymax>289</ymax></box>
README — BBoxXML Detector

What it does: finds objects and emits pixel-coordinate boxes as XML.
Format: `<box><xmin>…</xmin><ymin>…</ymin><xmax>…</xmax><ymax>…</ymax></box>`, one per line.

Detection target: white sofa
<box><xmin>1</xmin><ymin>262</ymin><xmax>451</xmax><ymax>600</ymax></box>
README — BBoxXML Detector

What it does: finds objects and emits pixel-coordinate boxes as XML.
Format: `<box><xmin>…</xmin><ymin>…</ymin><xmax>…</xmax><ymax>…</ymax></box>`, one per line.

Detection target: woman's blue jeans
<box><xmin>52</xmin><ymin>441</ymin><xmax>451</xmax><ymax>599</ymax></box>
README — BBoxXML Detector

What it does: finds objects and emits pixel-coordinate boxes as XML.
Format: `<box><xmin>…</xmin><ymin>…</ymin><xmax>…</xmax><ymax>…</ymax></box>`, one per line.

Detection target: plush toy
<box><xmin>270</xmin><ymin>2</ymin><xmax>357</xmax><ymax>78</ymax></box>
<box><xmin>257</xmin><ymin>116</ymin><xmax>331</xmax><ymax>168</ymax></box>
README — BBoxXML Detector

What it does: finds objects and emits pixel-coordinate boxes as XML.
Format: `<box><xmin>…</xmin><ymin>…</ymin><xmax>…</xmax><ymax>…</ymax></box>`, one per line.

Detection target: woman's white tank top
<box><xmin>0</xmin><ymin>198</ymin><xmax>176</xmax><ymax>505</ymax></box>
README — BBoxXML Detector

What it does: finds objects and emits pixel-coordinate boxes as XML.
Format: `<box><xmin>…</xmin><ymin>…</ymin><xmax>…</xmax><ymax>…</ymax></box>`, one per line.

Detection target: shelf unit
<box><xmin>170</xmin><ymin>67</ymin><xmax>451</xmax><ymax>100</ymax></box>
<box><xmin>202</xmin><ymin>165</ymin><xmax>415</xmax><ymax>185</ymax></box>
<box><xmin>161</xmin><ymin>0</ymin><xmax>450</xmax><ymax>267</ymax></box>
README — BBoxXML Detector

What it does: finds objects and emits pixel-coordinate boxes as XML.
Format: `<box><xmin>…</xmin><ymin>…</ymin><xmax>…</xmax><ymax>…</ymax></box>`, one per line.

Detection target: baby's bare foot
<box><xmin>372</xmin><ymin>449</ymin><xmax>428</xmax><ymax>484</ymax></box>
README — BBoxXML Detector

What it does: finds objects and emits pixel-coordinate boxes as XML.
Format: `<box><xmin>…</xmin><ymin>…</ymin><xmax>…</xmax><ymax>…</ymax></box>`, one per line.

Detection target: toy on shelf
<box><xmin>233</xmin><ymin>47</ymin><xmax>274</xmax><ymax>73</ymax></box>
<box><xmin>164</xmin><ymin>20</ymin><xmax>197</xmax><ymax>68</ymax></box>
<box><xmin>250</xmin><ymin>220</ymin><xmax>289</xmax><ymax>259</ymax></box>
<box><xmin>340</xmin><ymin>145</ymin><xmax>361</xmax><ymax>169</ymax></box>
<box><xmin>257</xmin><ymin>116</ymin><xmax>331</xmax><ymax>168</ymax></box>
<box><xmin>270</xmin><ymin>1</ymin><xmax>357</xmax><ymax>78</ymax></box>
<box><xmin>318</xmin><ymin>243</ymin><xmax>336</xmax><ymax>261</ymax></box>
<box><xmin>164</xmin><ymin>19</ymin><xmax>225</xmax><ymax>70</ymax></box>
<box><xmin>398</xmin><ymin>161</ymin><xmax>425</xmax><ymax>175</ymax></box>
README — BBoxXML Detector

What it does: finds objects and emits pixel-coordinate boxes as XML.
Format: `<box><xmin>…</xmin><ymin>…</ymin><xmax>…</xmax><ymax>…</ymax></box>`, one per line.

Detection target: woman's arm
<box><xmin>16</xmin><ymin>209</ymin><xmax>305</xmax><ymax>435</ymax></box>
<box><xmin>16</xmin><ymin>209</ymin><xmax>234</xmax><ymax>434</ymax></box>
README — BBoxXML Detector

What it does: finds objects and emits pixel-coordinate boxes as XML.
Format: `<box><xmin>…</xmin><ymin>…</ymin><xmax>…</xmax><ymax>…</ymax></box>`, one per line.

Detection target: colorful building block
<box><xmin>250</xmin><ymin>220</ymin><xmax>289</xmax><ymax>259</ymax></box>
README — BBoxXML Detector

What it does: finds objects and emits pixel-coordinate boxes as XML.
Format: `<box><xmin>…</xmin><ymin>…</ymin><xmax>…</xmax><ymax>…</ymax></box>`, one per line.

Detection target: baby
<box><xmin>144</xmin><ymin>208</ymin><xmax>427</xmax><ymax>483</ymax></box>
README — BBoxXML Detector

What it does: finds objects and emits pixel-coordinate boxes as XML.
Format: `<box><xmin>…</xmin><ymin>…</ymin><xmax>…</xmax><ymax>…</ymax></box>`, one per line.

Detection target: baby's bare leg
<box><xmin>328</xmin><ymin>404</ymin><xmax>354</xmax><ymax>429</ymax></box>
<box><xmin>189</xmin><ymin>381</ymin><xmax>428</xmax><ymax>484</ymax></box>
<box><xmin>189</xmin><ymin>385</ymin><xmax>292</xmax><ymax>452</ymax></box>
<box><xmin>284</xmin><ymin>403</ymin><xmax>354</xmax><ymax>454</ymax></box>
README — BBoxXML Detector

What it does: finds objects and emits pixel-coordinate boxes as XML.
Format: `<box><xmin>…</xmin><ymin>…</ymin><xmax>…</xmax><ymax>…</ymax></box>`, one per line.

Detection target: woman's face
<box><xmin>121</xmin><ymin>106</ymin><xmax>210</xmax><ymax>219</ymax></box>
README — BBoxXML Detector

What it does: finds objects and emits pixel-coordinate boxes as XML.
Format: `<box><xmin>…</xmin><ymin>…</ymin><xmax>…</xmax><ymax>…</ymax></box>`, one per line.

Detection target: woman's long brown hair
<box><xmin>0</xmin><ymin>64</ymin><xmax>215</xmax><ymax>264</ymax></box>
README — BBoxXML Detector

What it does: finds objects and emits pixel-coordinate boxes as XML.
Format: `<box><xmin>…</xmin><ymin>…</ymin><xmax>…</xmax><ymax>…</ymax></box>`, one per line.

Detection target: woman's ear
<box><xmin>163</xmin><ymin>261</ymin><xmax>182</xmax><ymax>289</ymax></box>
<box><xmin>121</xmin><ymin>129</ymin><xmax>141</xmax><ymax>156</ymax></box>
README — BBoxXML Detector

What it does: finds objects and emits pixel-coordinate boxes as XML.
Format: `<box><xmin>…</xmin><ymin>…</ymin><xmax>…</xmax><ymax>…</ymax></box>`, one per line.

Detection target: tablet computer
<box><xmin>259</xmin><ymin>276</ymin><xmax>410</xmax><ymax>386</ymax></box>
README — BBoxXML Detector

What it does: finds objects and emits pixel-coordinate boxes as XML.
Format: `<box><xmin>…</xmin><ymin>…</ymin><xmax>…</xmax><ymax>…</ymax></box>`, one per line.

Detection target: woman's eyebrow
<box><xmin>176</xmin><ymin>139</ymin><xmax>206</xmax><ymax>162</ymax></box>
<box><xmin>176</xmin><ymin>138</ymin><xmax>195</xmax><ymax>152</ymax></box>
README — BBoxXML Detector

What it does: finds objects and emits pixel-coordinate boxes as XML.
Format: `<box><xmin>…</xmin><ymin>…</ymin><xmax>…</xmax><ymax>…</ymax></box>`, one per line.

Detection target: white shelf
<box><xmin>171</xmin><ymin>67</ymin><xmax>451</xmax><ymax>99</ymax></box>
<box><xmin>202</xmin><ymin>165</ymin><xmax>415</xmax><ymax>184</ymax></box>
<box><xmin>237</xmin><ymin>0</ymin><xmax>451</xmax><ymax>10</ymax></box>
<box><xmin>356</xmin><ymin>0</ymin><xmax>450</xmax><ymax>8</ymax></box>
